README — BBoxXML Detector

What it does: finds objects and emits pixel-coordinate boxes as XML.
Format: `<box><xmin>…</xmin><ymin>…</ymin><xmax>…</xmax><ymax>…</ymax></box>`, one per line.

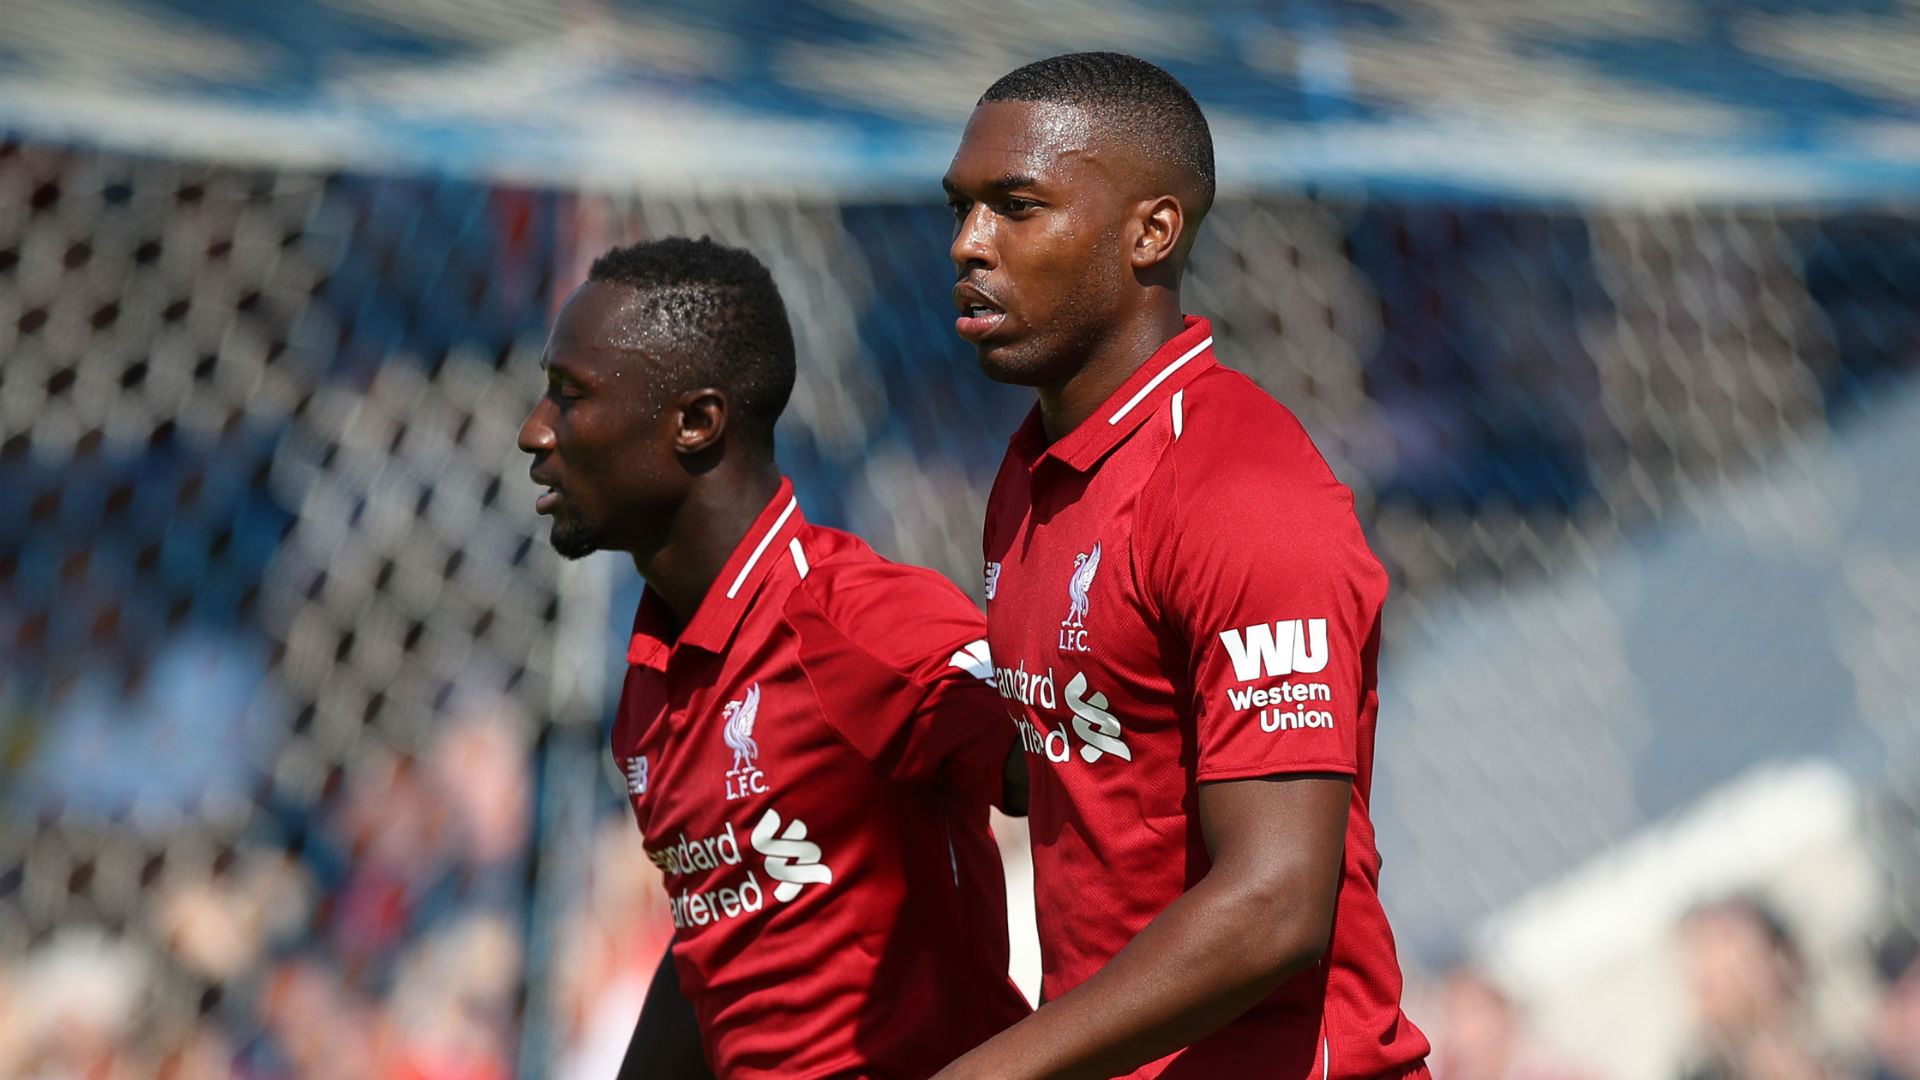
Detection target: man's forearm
<box><xmin>932</xmin><ymin>869</ymin><xmax>1324</xmax><ymax>1080</ymax></box>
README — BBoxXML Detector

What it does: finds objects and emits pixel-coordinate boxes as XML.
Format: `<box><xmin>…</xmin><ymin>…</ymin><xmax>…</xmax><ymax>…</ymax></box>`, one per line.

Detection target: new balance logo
<box><xmin>1218</xmin><ymin>619</ymin><xmax>1330</xmax><ymax>682</ymax></box>
<box><xmin>751</xmin><ymin>808</ymin><xmax>833</xmax><ymax>902</ymax></box>
<box><xmin>623</xmin><ymin>755</ymin><xmax>649</xmax><ymax>796</ymax></box>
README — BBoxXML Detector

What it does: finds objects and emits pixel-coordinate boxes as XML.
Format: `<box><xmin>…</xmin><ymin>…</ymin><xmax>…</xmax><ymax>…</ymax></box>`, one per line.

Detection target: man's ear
<box><xmin>670</xmin><ymin>388</ymin><xmax>728</xmax><ymax>456</ymax></box>
<box><xmin>1130</xmin><ymin>194</ymin><xmax>1185</xmax><ymax>270</ymax></box>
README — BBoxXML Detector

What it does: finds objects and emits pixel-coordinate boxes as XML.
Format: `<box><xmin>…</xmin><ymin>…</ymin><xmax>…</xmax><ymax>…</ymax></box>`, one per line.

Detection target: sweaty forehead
<box><xmin>553</xmin><ymin>282</ymin><xmax>662</xmax><ymax>352</ymax></box>
<box><xmin>947</xmin><ymin>100</ymin><xmax>1115</xmax><ymax>187</ymax></box>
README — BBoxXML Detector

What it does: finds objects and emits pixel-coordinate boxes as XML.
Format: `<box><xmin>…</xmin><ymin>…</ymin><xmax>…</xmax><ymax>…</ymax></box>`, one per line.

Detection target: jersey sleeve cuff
<box><xmin>1194</xmin><ymin>759</ymin><xmax>1359</xmax><ymax>784</ymax></box>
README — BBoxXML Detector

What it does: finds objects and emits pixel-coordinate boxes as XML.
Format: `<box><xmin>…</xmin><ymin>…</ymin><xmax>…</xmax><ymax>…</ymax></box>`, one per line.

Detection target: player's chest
<box><xmin>614</xmin><ymin>647</ymin><xmax>869</xmax><ymax>843</ymax></box>
<box><xmin>987</xmin><ymin>458</ymin><xmax>1157</xmax><ymax>657</ymax></box>
<box><xmin>984</xmin><ymin>473</ymin><xmax>1178</xmax><ymax>770</ymax></box>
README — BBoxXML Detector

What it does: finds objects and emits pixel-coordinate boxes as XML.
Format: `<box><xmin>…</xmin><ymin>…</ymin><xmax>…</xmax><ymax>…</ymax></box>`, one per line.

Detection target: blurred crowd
<box><xmin>1427</xmin><ymin>903</ymin><xmax>1920</xmax><ymax>1080</ymax></box>
<box><xmin>7</xmin><ymin>764</ymin><xmax>1920</xmax><ymax>1080</ymax></box>
<box><xmin>0</xmin><ymin>703</ymin><xmax>671</xmax><ymax>1080</ymax></box>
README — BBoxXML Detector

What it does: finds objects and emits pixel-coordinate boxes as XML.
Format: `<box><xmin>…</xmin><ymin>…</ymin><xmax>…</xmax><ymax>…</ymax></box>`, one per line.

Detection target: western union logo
<box><xmin>1217</xmin><ymin>619</ymin><xmax>1330</xmax><ymax>682</ymax></box>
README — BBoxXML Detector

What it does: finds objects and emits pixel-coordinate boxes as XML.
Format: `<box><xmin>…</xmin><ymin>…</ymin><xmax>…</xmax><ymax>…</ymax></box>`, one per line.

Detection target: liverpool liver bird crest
<box><xmin>722</xmin><ymin>684</ymin><xmax>761</xmax><ymax>776</ymax></box>
<box><xmin>1064</xmin><ymin>541</ymin><xmax>1101</xmax><ymax>628</ymax></box>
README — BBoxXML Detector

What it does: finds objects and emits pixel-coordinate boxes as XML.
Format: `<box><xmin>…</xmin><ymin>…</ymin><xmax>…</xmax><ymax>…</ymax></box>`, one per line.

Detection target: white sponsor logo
<box><xmin>624</xmin><ymin>755</ymin><xmax>649</xmax><ymax>796</ymax></box>
<box><xmin>1059</xmin><ymin>542</ymin><xmax>1101</xmax><ymax>652</ymax></box>
<box><xmin>949</xmin><ymin>639</ymin><xmax>993</xmax><ymax>683</ymax></box>
<box><xmin>645</xmin><ymin>823</ymin><xmax>767</xmax><ymax>928</ymax></box>
<box><xmin>1010</xmin><ymin>668</ymin><xmax>1131</xmax><ymax>765</ymax></box>
<box><xmin>646</xmin><ymin>823</ymin><xmax>743</xmax><ymax>876</ymax></box>
<box><xmin>722</xmin><ymin>684</ymin><xmax>767</xmax><ymax>801</ymax></box>
<box><xmin>1217</xmin><ymin>619</ymin><xmax>1330</xmax><ymax>682</ymax></box>
<box><xmin>751</xmin><ymin>808</ymin><xmax>834</xmax><ymax>902</ymax></box>
<box><xmin>984</xmin><ymin>561</ymin><xmax>1001</xmax><ymax>601</ymax></box>
<box><xmin>667</xmin><ymin>873</ymin><xmax>766</xmax><ymax>928</ymax></box>
<box><xmin>1015</xmin><ymin>714</ymin><xmax>1075</xmax><ymax>763</ymax></box>
<box><xmin>1257</xmin><ymin>706</ymin><xmax>1336</xmax><ymax>733</ymax></box>
<box><xmin>1226</xmin><ymin>682</ymin><xmax>1332</xmax><ymax>710</ymax></box>
<box><xmin>993</xmin><ymin>661</ymin><xmax>1056</xmax><ymax>709</ymax></box>
<box><xmin>1064</xmin><ymin>672</ymin><xmax>1131</xmax><ymax>762</ymax></box>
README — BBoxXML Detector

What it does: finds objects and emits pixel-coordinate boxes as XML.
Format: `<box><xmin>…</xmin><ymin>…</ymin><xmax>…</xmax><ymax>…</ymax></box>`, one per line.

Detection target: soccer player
<box><xmin>933</xmin><ymin>53</ymin><xmax>1433</xmax><ymax>1080</ymax></box>
<box><xmin>518</xmin><ymin>237</ymin><xmax>1031</xmax><ymax>1079</ymax></box>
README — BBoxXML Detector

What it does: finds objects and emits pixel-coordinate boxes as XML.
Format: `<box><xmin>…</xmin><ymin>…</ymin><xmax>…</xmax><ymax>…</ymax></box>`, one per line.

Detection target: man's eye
<box><xmin>948</xmin><ymin>199</ymin><xmax>970</xmax><ymax>220</ymax></box>
<box><xmin>1003</xmin><ymin>198</ymin><xmax>1037</xmax><ymax>214</ymax></box>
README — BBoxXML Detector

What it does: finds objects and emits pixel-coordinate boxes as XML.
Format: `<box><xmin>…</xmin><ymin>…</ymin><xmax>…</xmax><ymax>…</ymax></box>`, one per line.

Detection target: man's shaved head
<box><xmin>587</xmin><ymin>237</ymin><xmax>795</xmax><ymax>451</ymax></box>
<box><xmin>980</xmin><ymin>51</ymin><xmax>1215</xmax><ymax>226</ymax></box>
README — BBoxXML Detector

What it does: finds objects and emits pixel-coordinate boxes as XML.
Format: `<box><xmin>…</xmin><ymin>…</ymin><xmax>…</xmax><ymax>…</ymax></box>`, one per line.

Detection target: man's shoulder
<box><xmin>1177</xmin><ymin>364</ymin><xmax>1319</xmax><ymax>455</ymax></box>
<box><xmin>784</xmin><ymin>525</ymin><xmax>987</xmax><ymax>681</ymax></box>
<box><xmin>1140</xmin><ymin>364</ymin><xmax>1344</xmax><ymax>500</ymax></box>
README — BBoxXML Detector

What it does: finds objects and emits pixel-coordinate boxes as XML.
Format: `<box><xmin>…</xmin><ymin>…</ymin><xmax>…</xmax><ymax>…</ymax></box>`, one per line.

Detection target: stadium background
<box><xmin>2</xmin><ymin>2</ymin><xmax>1919</xmax><ymax>1079</ymax></box>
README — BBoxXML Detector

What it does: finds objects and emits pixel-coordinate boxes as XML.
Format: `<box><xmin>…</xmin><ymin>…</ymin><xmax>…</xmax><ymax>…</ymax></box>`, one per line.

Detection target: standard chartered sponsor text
<box><xmin>646</xmin><ymin>812</ymin><xmax>834</xmax><ymax>928</ymax></box>
<box><xmin>648</xmin><ymin>822</ymin><xmax>743</xmax><ymax>875</ymax></box>
<box><xmin>648</xmin><ymin>823</ymin><xmax>757</xmax><ymax>928</ymax></box>
<box><xmin>670</xmin><ymin>872</ymin><xmax>768</xmax><ymax>928</ymax></box>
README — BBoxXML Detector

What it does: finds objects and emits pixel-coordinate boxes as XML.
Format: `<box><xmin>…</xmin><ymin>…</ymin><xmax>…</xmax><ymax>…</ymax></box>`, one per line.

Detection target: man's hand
<box><xmin>930</xmin><ymin>772</ymin><xmax>1351</xmax><ymax>1080</ymax></box>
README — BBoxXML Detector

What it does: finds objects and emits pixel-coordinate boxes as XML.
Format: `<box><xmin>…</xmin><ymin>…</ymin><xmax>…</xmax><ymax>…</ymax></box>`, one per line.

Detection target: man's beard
<box><xmin>547</xmin><ymin>516</ymin><xmax>601</xmax><ymax>560</ymax></box>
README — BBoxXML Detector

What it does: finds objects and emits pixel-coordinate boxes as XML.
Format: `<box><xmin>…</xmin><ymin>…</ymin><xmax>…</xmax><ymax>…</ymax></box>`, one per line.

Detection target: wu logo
<box><xmin>1217</xmin><ymin>619</ymin><xmax>1330</xmax><ymax>681</ymax></box>
<box><xmin>624</xmin><ymin>755</ymin><xmax>649</xmax><ymax>796</ymax></box>
<box><xmin>1060</xmin><ymin>542</ymin><xmax>1101</xmax><ymax>653</ymax></box>
<box><xmin>751</xmin><ymin>808</ymin><xmax>834</xmax><ymax>902</ymax></box>
<box><xmin>722</xmin><ymin>684</ymin><xmax>768</xmax><ymax>801</ymax></box>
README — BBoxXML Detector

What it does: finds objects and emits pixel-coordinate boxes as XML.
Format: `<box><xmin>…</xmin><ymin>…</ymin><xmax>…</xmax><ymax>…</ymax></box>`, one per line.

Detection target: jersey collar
<box><xmin>627</xmin><ymin>477</ymin><xmax>806</xmax><ymax>670</ymax></box>
<box><xmin>1010</xmin><ymin>315</ymin><xmax>1217</xmax><ymax>474</ymax></box>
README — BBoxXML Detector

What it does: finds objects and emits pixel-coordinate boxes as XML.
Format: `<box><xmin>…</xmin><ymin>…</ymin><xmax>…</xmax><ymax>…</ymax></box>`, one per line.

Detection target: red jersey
<box><xmin>982</xmin><ymin>317</ymin><xmax>1430</xmax><ymax>1080</ymax></box>
<box><xmin>613</xmin><ymin>479</ymin><xmax>1030</xmax><ymax>1080</ymax></box>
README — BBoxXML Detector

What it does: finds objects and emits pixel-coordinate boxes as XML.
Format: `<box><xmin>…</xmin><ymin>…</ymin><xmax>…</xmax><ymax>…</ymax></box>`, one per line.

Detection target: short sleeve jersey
<box><xmin>982</xmin><ymin>318</ymin><xmax>1430</xmax><ymax>1080</ymax></box>
<box><xmin>614</xmin><ymin>479</ymin><xmax>1030</xmax><ymax>1080</ymax></box>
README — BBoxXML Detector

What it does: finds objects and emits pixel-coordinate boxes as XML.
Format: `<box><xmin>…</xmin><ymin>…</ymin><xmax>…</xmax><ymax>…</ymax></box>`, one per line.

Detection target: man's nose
<box><xmin>950</xmin><ymin>205</ymin><xmax>995</xmax><ymax>270</ymax></box>
<box><xmin>518</xmin><ymin>400</ymin><xmax>555</xmax><ymax>454</ymax></box>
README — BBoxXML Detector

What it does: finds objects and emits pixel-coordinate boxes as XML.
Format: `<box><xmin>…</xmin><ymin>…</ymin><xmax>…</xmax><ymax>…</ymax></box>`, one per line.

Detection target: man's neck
<box><xmin>633</xmin><ymin>465</ymin><xmax>783</xmax><ymax>629</ymax></box>
<box><xmin>1037</xmin><ymin>298</ymin><xmax>1186</xmax><ymax>442</ymax></box>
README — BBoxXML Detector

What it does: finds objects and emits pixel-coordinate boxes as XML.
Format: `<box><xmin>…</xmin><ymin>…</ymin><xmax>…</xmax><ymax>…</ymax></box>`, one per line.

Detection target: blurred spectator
<box><xmin>379</xmin><ymin>912</ymin><xmax>519</xmax><ymax>1080</ymax></box>
<box><xmin>424</xmin><ymin>703</ymin><xmax>533</xmax><ymax>902</ymax></box>
<box><xmin>1872</xmin><ymin>931</ymin><xmax>1920</xmax><ymax>1080</ymax></box>
<box><xmin>147</xmin><ymin>1020</ymin><xmax>236</xmax><ymax>1080</ymax></box>
<box><xmin>244</xmin><ymin>954</ymin><xmax>379</xmax><ymax>1080</ymax></box>
<box><xmin>319</xmin><ymin>748</ymin><xmax>445</xmax><ymax>980</ymax></box>
<box><xmin>155</xmin><ymin>846</ymin><xmax>314</xmax><ymax>987</ymax></box>
<box><xmin>1679</xmin><ymin>897</ymin><xmax>1836</xmax><ymax>1080</ymax></box>
<box><xmin>1</xmin><ymin>926</ymin><xmax>155</xmax><ymax>1080</ymax></box>
<box><xmin>1435</xmin><ymin>966</ymin><xmax>1584</xmax><ymax>1080</ymax></box>
<box><xmin>8</xmin><ymin>625</ymin><xmax>287</xmax><ymax>823</ymax></box>
<box><xmin>550</xmin><ymin>818</ymin><xmax>675</xmax><ymax>1080</ymax></box>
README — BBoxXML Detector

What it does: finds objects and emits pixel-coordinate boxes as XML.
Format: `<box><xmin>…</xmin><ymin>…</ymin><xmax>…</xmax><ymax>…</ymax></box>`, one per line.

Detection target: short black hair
<box><xmin>981</xmin><ymin>51</ymin><xmax>1215</xmax><ymax>219</ymax></box>
<box><xmin>588</xmin><ymin>237</ymin><xmax>796</xmax><ymax>451</ymax></box>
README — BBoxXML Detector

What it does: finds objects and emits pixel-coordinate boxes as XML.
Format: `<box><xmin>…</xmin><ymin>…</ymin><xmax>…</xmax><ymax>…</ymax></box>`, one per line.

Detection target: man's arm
<box><xmin>931</xmin><ymin>772</ymin><xmax>1350</xmax><ymax>1080</ymax></box>
<box><xmin>618</xmin><ymin>949</ymin><xmax>713</xmax><ymax>1080</ymax></box>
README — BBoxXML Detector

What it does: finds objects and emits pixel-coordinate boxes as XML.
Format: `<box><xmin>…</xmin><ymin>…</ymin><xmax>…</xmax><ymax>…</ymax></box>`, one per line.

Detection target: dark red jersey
<box><xmin>613</xmin><ymin>479</ymin><xmax>1030</xmax><ymax>1079</ymax></box>
<box><xmin>982</xmin><ymin>317</ymin><xmax>1430</xmax><ymax>1079</ymax></box>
